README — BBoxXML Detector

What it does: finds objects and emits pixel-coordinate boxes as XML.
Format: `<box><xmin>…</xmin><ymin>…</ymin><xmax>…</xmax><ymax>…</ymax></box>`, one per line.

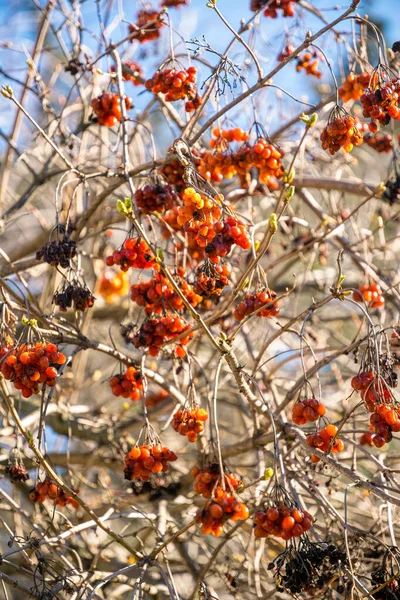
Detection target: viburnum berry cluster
<box><xmin>233</xmin><ymin>289</ymin><xmax>279</xmax><ymax>320</ymax></box>
<box><xmin>53</xmin><ymin>280</ymin><xmax>95</xmax><ymax>312</ymax></box>
<box><xmin>135</xmin><ymin>183</ymin><xmax>179</xmax><ymax>214</ymax></box>
<box><xmin>296</xmin><ymin>51</ymin><xmax>323</xmax><ymax>78</ymax></box>
<box><xmin>192</xmin><ymin>464</ymin><xmax>242</xmax><ymax>498</ymax></box>
<box><xmin>360</xmin><ymin>74</ymin><xmax>400</xmax><ymax>127</ymax></box>
<box><xmin>145</xmin><ymin>67</ymin><xmax>202</xmax><ymax>112</ymax></box>
<box><xmin>338</xmin><ymin>71</ymin><xmax>376</xmax><ymax>102</ymax></box>
<box><xmin>306</xmin><ymin>424</ymin><xmax>344</xmax><ymax>463</ymax></box>
<box><xmin>29</xmin><ymin>477</ymin><xmax>79</xmax><ymax>508</ymax></box>
<box><xmin>253</xmin><ymin>504</ymin><xmax>313</xmax><ymax>540</ymax></box>
<box><xmin>363</xmin><ymin>132</ymin><xmax>393</xmax><ymax>153</ymax></box>
<box><xmin>0</xmin><ymin>342</ymin><xmax>66</xmax><ymax>398</ymax></box>
<box><xmin>161</xmin><ymin>0</ymin><xmax>189</xmax><ymax>6</ymax></box>
<box><xmin>278</xmin><ymin>44</ymin><xmax>295</xmax><ymax>62</ymax></box>
<box><xmin>194</xmin><ymin>260</ymin><xmax>231</xmax><ymax>297</ymax></box>
<box><xmin>292</xmin><ymin>398</ymin><xmax>326</xmax><ymax>425</ymax></box>
<box><xmin>195</xmin><ymin>490</ymin><xmax>249</xmax><ymax>537</ymax></box>
<box><xmin>351</xmin><ymin>368</ymin><xmax>400</xmax><ymax>448</ymax></box>
<box><xmin>198</xmin><ymin>138</ymin><xmax>285</xmax><ymax>189</ymax></box>
<box><xmin>124</xmin><ymin>444</ymin><xmax>178</xmax><ymax>481</ymax></box>
<box><xmin>209</xmin><ymin>127</ymin><xmax>249</xmax><ymax>148</ymax></box>
<box><xmin>206</xmin><ymin>216</ymin><xmax>252</xmax><ymax>258</ymax></box>
<box><xmin>130</xmin><ymin>268</ymin><xmax>203</xmax><ymax>314</ymax></box>
<box><xmin>352</xmin><ymin>282</ymin><xmax>385</xmax><ymax>309</ymax></box>
<box><xmin>128</xmin><ymin>315</ymin><xmax>193</xmax><ymax>357</ymax></box>
<box><xmin>105</xmin><ymin>238</ymin><xmax>157</xmax><ymax>271</ymax></box>
<box><xmin>91</xmin><ymin>93</ymin><xmax>132</xmax><ymax>127</ymax></box>
<box><xmin>270</xmin><ymin>540</ymin><xmax>347</xmax><ymax>597</ymax></box>
<box><xmin>109</xmin><ymin>366</ymin><xmax>143</xmax><ymax>401</ymax></box>
<box><xmin>111</xmin><ymin>61</ymin><xmax>143</xmax><ymax>85</ymax></box>
<box><xmin>171</xmin><ymin>407</ymin><xmax>208</xmax><ymax>442</ymax></box>
<box><xmin>320</xmin><ymin>110</ymin><xmax>363</xmax><ymax>155</ymax></box>
<box><xmin>161</xmin><ymin>160</ymin><xmax>186</xmax><ymax>192</ymax></box>
<box><xmin>383</xmin><ymin>174</ymin><xmax>400</xmax><ymax>205</ymax></box>
<box><xmin>250</xmin><ymin>0</ymin><xmax>298</xmax><ymax>18</ymax></box>
<box><xmin>36</xmin><ymin>234</ymin><xmax>76</xmax><ymax>268</ymax></box>
<box><xmin>98</xmin><ymin>269</ymin><xmax>129</xmax><ymax>303</ymax></box>
<box><xmin>6</xmin><ymin>449</ymin><xmax>29</xmax><ymax>484</ymax></box>
<box><xmin>176</xmin><ymin>187</ymin><xmax>222</xmax><ymax>248</ymax></box>
<box><xmin>128</xmin><ymin>10</ymin><xmax>165</xmax><ymax>43</ymax></box>
<box><xmin>368</xmin><ymin>404</ymin><xmax>400</xmax><ymax>448</ymax></box>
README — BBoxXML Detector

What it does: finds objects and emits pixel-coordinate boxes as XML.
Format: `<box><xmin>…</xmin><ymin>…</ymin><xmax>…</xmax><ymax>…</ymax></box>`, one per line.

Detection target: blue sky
<box><xmin>0</xmin><ymin>0</ymin><xmax>397</xmax><ymax>141</ymax></box>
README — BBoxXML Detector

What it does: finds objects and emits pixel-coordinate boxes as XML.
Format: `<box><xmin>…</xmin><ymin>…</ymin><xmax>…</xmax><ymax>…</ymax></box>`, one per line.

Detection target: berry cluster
<box><xmin>171</xmin><ymin>407</ymin><xmax>208</xmax><ymax>442</ymax></box>
<box><xmin>360</xmin><ymin>77</ymin><xmax>400</xmax><ymax>127</ymax></box>
<box><xmin>383</xmin><ymin>175</ymin><xmax>400</xmax><ymax>206</ymax></box>
<box><xmin>145</xmin><ymin>67</ymin><xmax>202</xmax><ymax>112</ymax></box>
<box><xmin>250</xmin><ymin>0</ymin><xmax>298</xmax><ymax>18</ymax></box>
<box><xmin>124</xmin><ymin>445</ymin><xmax>178</xmax><ymax>481</ymax></box>
<box><xmin>53</xmin><ymin>281</ymin><xmax>95</xmax><ymax>312</ymax></box>
<box><xmin>363</xmin><ymin>132</ymin><xmax>393</xmax><ymax>153</ymax></box>
<box><xmin>253</xmin><ymin>505</ymin><xmax>313</xmax><ymax>540</ymax></box>
<box><xmin>162</xmin><ymin>0</ymin><xmax>190</xmax><ymax>8</ymax></box>
<box><xmin>98</xmin><ymin>270</ymin><xmax>129</xmax><ymax>303</ymax></box>
<box><xmin>339</xmin><ymin>72</ymin><xmax>375</xmax><ymax>102</ymax></box>
<box><xmin>36</xmin><ymin>235</ymin><xmax>76</xmax><ymax>268</ymax></box>
<box><xmin>292</xmin><ymin>398</ymin><xmax>326</xmax><ymax>425</ymax></box>
<box><xmin>206</xmin><ymin>216</ymin><xmax>252</xmax><ymax>258</ymax></box>
<box><xmin>368</xmin><ymin>404</ymin><xmax>400</xmax><ymax>448</ymax></box>
<box><xmin>352</xmin><ymin>282</ymin><xmax>385</xmax><ymax>309</ymax></box>
<box><xmin>6</xmin><ymin>450</ymin><xmax>29</xmax><ymax>484</ymax></box>
<box><xmin>128</xmin><ymin>11</ymin><xmax>164</xmax><ymax>43</ymax></box>
<box><xmin>195</xmin><ymin>492</ymin><xmax>249</xmax><ymax>536</ymax></box>
<box><xmin>271</xmin><ymin>540</ymin><xmax>347</xmax><ymax>597</ymax></box>
<box><xmin>130</xmin><ymin>268</ymin><xmax>202</xmax><ymax>314</ymax></box>
<box><xmin>192</xmin><ymin>464</ymin><xmax>242</xmax><ymax>498</ymax></box>
<box><xmin>105</xmin><ymin>238</ymin><xmax>156</xmax><ymax>271</ymax></box>
<box><xmin>111</xmin><ymin>61</ymin><xmax>143</xmax><ymax>85</ymax></box>
<box><xmin>198</xmin><ymin>139</ymin><xmax>285</xmax><ymax>189</ymax></box>
<box><xmin>161</xmin><ymin>161</ymin><xmax>185</xmax><ymax>192</ymax></box>
<box><xmin>210</xmin><ymin>127</ymin><xmax>249</xmax><ymax>148</ymax></box>
<box><xmin>91</xmin><ymin>93</ymin><xmax>132</xmax><ymax>127</ymax></box>
<box><xmin>194</xmin><ymin>260</ymin><xmax>231</xmax><ymax>297</ymax></box>
<box><xmin>320</xmin><ymin>114</ymin><xmax>363</xmax><ymax>155</ymax></box>
<box><xmin>177</xmin><ymin>187</ymin><xmax>222</xmax><ymax>248</ymax></box>
<box><xmin>0</xmin><ymin>342</ymin><xmax>66</xmax><ymax>398</ymax></box>
<box><xmin>278</xmin><ymin>44</ymin><xmax>295</xmax><ymax>62</ymax></box>
<box><xmin>233</xmin><ymin>289</ymin><xmax>279</xmax><ymax>320</ymax></box>
<box><xmin>306</xmin><ymin>424</ymin><xmax>344</xmax><ymax>463</ymax></box>
<box><xmin>135</xmin><ymin>183</ymin><xmax>179</xmax><ymax>214</ymax></box>
<box><xmin>109</xmin><ymin>366</ymin><xmax>143</xmax><ymax>401</ymax></box>
<box><xmin>296</xmin><ymin>51</ymin><xmax>323</xmax><ymax>78</ymax></box>
<box><xmin>130</xmin><ymin>315</ymin><xmax>193</xmax><ymax>357</ymax></box>
<box><xmin>351</xmin><ymin>371</ymin><xmax>383</xmax><ymax>409</ymax></box>
<box><xmin>29</xmin><ymin>477</ymin><xmax>79</xmax><ymax>508</ymax></box>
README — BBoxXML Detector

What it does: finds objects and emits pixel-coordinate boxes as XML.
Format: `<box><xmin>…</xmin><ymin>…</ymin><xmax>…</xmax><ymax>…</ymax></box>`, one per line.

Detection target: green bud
<box><xmin>116</xmin><ymin>199</ymin><xmax>127</xmax><ymax>215</ymax></box>
<box><xmin>1</xmin><ymin>85</ymin><xmax>13</xmax><ymax>99</ymax></box>
<box><xmin>285</xmin><ymin>186</ymin><xmax>295</xmax><ymax>201</ymax></box>
<box><xmin>264</xmin><ymin>467</ymin><xmax>274</xmax><ymax>479</ymax></box>
<box><xmin>269</xmin><ymin>213</ymin><xmax>278</xmax><ymax>233</ymax></box>
<box><xmin>157</xmin><ymin>248</ymin><xmax>164</xmax><ymax>261</ymax></box>
<box><xmin>21</xmin><ymin>316</ymin><xmax>38</xmax><ymax>327</ymax></box>
<box><xmin>283</xmin><ymin>168</ymin><xmax>295</xmax><ymax>184</ymax></box>
<box><xmin>124</xmin><ymin>197</ymin><xmax>132</xmax><ymax>210</ymax></box>
<box><xmin>300</xmin><ymin>112</ymin><xmax>318</xmax><ymax>127</ymax></box>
